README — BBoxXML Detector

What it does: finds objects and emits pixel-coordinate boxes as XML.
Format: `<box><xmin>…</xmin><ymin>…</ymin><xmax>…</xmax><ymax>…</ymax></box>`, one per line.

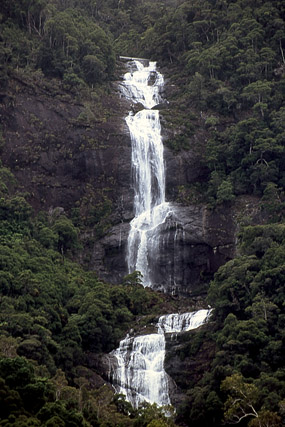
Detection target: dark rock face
<box><xmin>164</xmin><ymin>143</ymin><xmax>209</xmax><ymax>196</ymax></box>
<box><xmin>164</xmin><ymin>326</ymin><xmax>216</xmax><ymax>406</ymax></box>
<box><xmin>93</xmin><ymin>200</ymin><xmax>236</xmax><ymax>295</ymax></box>
<box><xmin>89</xmin><ymin>222</ymin><xmax>130</xmax><ymax>283</ymax></box>
<box><xmin>1</xmin><ymin>77</ymin><xmax>133</xmax><ymax>215</ymax></box>
<box><xmin>140</xmin><ymin>203</ymin><xmax>236</xmax><ymax>296</ymax></box>
<box><xmin>0</xmin><ymin>68</ymin><xmax>238</xmax><ymax>294</ymax></box>
<box><xmin>0</xmin><ymin>72</ymin><xmax>134</xmax><ymax>282</ymax></box>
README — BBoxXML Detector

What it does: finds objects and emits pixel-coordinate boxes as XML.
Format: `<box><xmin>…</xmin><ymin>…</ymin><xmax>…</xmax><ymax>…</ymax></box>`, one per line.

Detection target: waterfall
<box><xmin>121</xmin><ymin>59</ymin><xmax>172</xmax><ymax>287</ymax></box>
<box><xmin>110</xmin><ymin>333</ymin><xmax>170</xmax><ymax>408</ymax></box>
<box><xmin>110</xmin><ymin>309</ymin><xmax>212</xmax><ymax>408</ymax></box>
<box><xmin>115</xmin><ymin>58</ymin><xmax>212</xmax><ymax>409</ymax></box>
<box><xmin>158</xmin><ymin>309</ymin><xmax>212</xmax><ymax>334</ymax></box>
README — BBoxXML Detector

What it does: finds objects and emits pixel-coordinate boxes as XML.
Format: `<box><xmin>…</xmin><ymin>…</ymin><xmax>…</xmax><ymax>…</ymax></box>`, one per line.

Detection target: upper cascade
<box><xmin>121</xmin><ymin>60</ymin><xmax>164</xmax><ymax>109</ymax></box>
<box><xmin>126</xmin><ymin>110</ymin><xmax>166</xmax><ymax>215</ymax></box>
<box><xmin>121</xmin><ymin>59</ymin><xmax>171</xmax><ymax>288</ymax></box>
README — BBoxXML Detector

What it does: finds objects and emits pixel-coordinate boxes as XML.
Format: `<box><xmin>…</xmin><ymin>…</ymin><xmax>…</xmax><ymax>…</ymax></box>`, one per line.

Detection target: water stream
<box><xmin>112</xmin><ymin>58</ymin><xmax>212</xmax><ymax>408</ymax></box>
<box><xmin>122</xmin><ymin>60</ymin><xmax>172</xmax><ymax>288</ymax></box>
<box><xmin>110</xmin><ymin>309</ymin><xmax>212</xmax><ymax>408</ymax></box>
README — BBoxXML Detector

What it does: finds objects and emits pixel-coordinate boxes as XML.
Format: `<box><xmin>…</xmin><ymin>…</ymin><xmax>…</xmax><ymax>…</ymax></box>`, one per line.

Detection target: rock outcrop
<box><xmin>0</xmin><ymin>64</ymin><xmax>246</xmax><ymax>295</ymax></box>
<box><xmin>1</xmin><ymin>73</ymin><xmax>133</xmax><ymax>214</ymax></box>
<box><xmin>164</xmin><ymin>324</ymin><xmax>216</xmax><ymax>406</ymax></box>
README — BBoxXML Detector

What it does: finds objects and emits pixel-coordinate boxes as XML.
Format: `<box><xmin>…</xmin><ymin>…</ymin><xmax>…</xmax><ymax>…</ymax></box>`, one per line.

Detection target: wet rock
<box><xmin>142</xmin><ymin>203</ymin><xmax>236</xmax><ymax>296</ymax></box>
<box><xmin>90</xmin><ymin>222</ymin><xmax>130</xmax><ymax>284</ymax></box>
<box><xmin>1</xmin><ymin>67</ymin><xmax>238</xmax><ymax>295</ymax></box>
<box><xmin>130</xmin><ymin>102</ymin><xmax>145</xmax><ymax>115</ymax></box>
<box><xmin>164</xmin><ymin>326</ymin><xmax>216</xmax><ymax>406</ymax></box>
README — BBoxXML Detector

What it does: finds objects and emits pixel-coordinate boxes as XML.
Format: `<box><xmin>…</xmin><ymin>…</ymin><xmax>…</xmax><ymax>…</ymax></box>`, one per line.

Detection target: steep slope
<box><xmin>0</xmin><ymin>0</ymin><xmax>284</xmax><ymax>426</ymax></box>
<box><xmin>0</xmin><ymin>62</ymin><xmax>244</xmax><ymax>293</ymax></box>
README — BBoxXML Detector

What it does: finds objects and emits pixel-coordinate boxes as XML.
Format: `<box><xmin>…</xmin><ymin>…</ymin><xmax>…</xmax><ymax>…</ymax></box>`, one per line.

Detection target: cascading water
<box><xmin>121</xmin><ymin>60</ymin><xmax>172</xmax><ymax>287</ymax></box>
<box><xmin>110</xmin><ymin>309</ymin><xmax>212</xmax><ymax>408</ymax></box>
<box><xmin>110</xmin><ymin>332</ymin><xmax>170</xmax><ymax>408</ymax></box>
<box><xmin>111</xmin><ymin>58</ymin><xmax>212</xmax><ymax>409</ymax></box>
<box><xmin>158</xmin><ymin>309</ymin><xmax>212</xmax><ymax>334</ymax></box>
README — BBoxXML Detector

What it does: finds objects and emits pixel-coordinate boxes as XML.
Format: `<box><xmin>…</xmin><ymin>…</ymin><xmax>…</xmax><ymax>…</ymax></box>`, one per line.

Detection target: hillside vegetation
<box><xmin>0</xmin><ymin>0</ymin><xmax>284</xmax><ymax>426</ymax></box>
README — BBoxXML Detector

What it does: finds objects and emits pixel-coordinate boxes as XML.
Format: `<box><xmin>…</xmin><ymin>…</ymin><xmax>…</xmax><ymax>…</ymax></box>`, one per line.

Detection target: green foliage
<box><xmin>0</xmin><ymin>190</ymin><xmax>174</xmax><ymax>424</ymax></box>
<box><xmin>1</xmin><ymin>1</ymin><xmax>284</xmax><ymax>426</ymax></box>
<box><xmin>178</xmin><ymin>223</ymin><xmax>285</xmax><ymax>425</ymax></box>
<box><xmin>216</xmin><ymin>179</ymin><xmax>235</xmax><ymax>205</ymax></box>
<box><xmin>63</xmin><ymin>70</ymin><xmax>85</xmax><ymax>90</ymax></box>
<box><xmin>123</xmin><ymin>270</ymin><xmax>143</xmax><ymax>286</ymax></box>
<box><xmin>0</xmin><ymin>165</ymin><xmax>16</xmax><ymax>196</ymax></box>
<box><xmin>72</xmin><ymin>188</ymin><xmax>113</xmax><ymax>237</ymax></box>
<box><xmin>206</xmin><ymin>224</ymin><xmax>284</xmax><ymax>421</ymax></box>
<box><xmin>134</xmin><ymin>402</ymin><xmax>176</xmax><ymax>427</ymax></box>
<box><xmin>261</xmin><ymin>183</ymin><xmax>285</xmax><ymax>222</ymax></box>
<box><xmin>108</xmin><ymin>0</ymin><xmax>285</xmax><ymax>203</ymax></box>
<box><xmin>0</xmin><ymin>195</ymin><xmax>32</xmax><ymax>222</ymax></box>
<box><xmin>1</xmin><ymin>0</ymin><xmax>115</xmax><ymax>86</ymax></box>
<box><xmin>1</xmin><ymin>0</ymin><xmax>284</xmax><ymax>205</ymax></box>
<box><xmin>221</xmin><ymin>373</ymin><xmax>282</xmax><ymax>427</ymax></box>
<box><xmin>164</xmin><ymin>134</ymin><xmax>190</xmax><ymax>152</ymax></box>
<box><xmin>0</xmin><ymin>193</ymin><xmax>167</xmax><ymax>373</ymax></box>
<box><xmin>52</xmin><ymin>216</ymin><xmax>79</xmax><ymax>254</ymax></box>
<box><xmin>0</xmin><ymin>355</ymin><xmax>178</xmax><ymax>426</ymax></box>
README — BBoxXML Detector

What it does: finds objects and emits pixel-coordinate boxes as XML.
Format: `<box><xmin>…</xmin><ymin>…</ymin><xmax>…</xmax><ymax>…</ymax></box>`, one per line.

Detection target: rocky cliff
<box><xmin>0</xmin><ymin>68</ymin><xmax>133</xmax><ymax>276</ymax></box>
<box><xmin>164</xmin><ymin>324</ymin><xmax>216</xmax><ymax>406</ymax></box>
<box><xmin>0</xmin><ymin>62</ymin><xmax>260</xmax><ymax>295</ymax></box>
<box><xmin>0</xmin><ymin>62</ymin><xmax>267</xmax><ymax>416</ymax></box>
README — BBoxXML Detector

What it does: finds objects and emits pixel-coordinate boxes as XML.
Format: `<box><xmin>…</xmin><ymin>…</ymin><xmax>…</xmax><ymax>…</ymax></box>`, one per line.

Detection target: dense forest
<box><xmin>0</xmin><ymin>0</ymin><xmax>284</xmax><ymax>426</ymax></box>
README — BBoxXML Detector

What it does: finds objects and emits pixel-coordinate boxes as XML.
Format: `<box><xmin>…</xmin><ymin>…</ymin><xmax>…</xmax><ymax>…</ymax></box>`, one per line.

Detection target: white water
<box><xmin>158</xmin><ymin>309</ymin><xmax>212</xmax><ymax>334</ymax></box>
<box><xmin>114</xmin><ymin>59</ymin><xmax>212</xmax><ymax>408</ymax></box>
<box><xmin>110</xmin><ymin>333</ymin><xmax>170</xmax><ymax>408</ymax></box>
<box><xmin>110</xmin><ymin>309</ymin><xmax>212</xmax><ymax>408</ymax></box>
<box><xmin>121</xmin><ymin>60</ymin><xmax>164</xmax><ymax>109</ymax></box>
<box><xmin>121</xmin><ymin>60</ymin><xmax>171</xmax><ymax>287</ymax></box>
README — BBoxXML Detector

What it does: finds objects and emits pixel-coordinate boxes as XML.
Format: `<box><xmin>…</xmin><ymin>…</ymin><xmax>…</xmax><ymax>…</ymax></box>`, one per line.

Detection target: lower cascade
<box><xmin>109</xmin><ymin>309</ymin><xmax>212</xmax><ymax>408</ymax></box>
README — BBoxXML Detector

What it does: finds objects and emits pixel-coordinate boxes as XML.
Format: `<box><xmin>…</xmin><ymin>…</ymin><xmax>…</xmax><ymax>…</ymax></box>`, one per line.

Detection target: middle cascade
<box><xmin>122</xmin><ymin>60</ymin><xmax>172</xmax><ymax>287</ymax></box>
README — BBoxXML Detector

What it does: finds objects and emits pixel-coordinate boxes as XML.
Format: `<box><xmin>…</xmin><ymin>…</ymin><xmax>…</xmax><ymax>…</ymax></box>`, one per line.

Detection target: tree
<box><xmin>221</xmin><ymin>372</ymin><xmax>282</xmax><ymax>426</ymax></box>
<box><xmin>249</xmin><ymin>410</ymin><xmax>281</xmax><ymax>427</ymax></box>
<box><xmin>216</xmin><ymin>180</ymin><xmax>235</xmax><ymax>204</ymax></box>
<box><xmin>261</xmin><ymin>182</ymin><xmax>284</xmax><ymax>222</ymax></box>
<box><xmin>221</xmin><ymin>373</ymin><xmax>260</xmax><ymax>424</ymax></box>
<box><xmin>135</xmin><ymin>402</ymin><xmax>176</xmax><ymax>427</ymax></box>
<box><xmin>52</xmin><ymin>217</ymin><xmax>78</xmax><ymax>255</ymax></box>
<box><xmin>187</xmin><ymin>72</ymin><xmax>209</xmax><ymax>109</ymax></box>
<box><xmin>51</xmin><ymin>369</ymin><xmax>68</xmax><ymax>401</ymax></box>
<box><xmin>123</xmin><ymin>270</ymin><xmax>143</xmax><ymax>286</ymax></box>
<box><xmin>82</xmin><ymin>54</ymin><xmax>105</xmax><ymax>85</ymax></box>
<box><xmin>242</xmin><ymin>80</ymin><xmax>272</xmax><ymax>117</ymax></box>
<box><xmin>0</xmin><ymin>335</ymin><xmax>19</xmax><ymax>357</ymax></box>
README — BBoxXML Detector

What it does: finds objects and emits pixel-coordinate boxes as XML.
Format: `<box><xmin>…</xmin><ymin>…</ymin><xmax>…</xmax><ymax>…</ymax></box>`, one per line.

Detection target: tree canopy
<box><xmin>0</xmin><ymin>0</ymin><xmax>284</xmax><ymax>425</ymax></box>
